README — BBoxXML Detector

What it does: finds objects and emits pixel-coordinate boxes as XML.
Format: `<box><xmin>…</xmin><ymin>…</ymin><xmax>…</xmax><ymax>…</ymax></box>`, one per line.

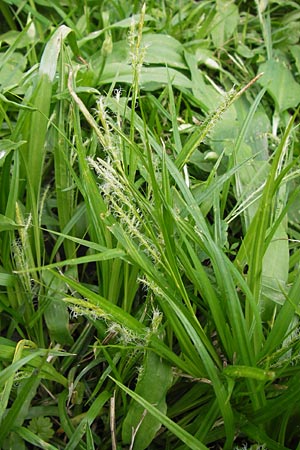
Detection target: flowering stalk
<box><xmin>128</xmin><ymin>3</ymin><xmax>146</xmax><ymax>180</ymax></box>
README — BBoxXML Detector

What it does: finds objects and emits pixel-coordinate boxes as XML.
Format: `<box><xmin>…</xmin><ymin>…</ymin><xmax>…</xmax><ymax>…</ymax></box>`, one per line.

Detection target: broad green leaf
<box><xmin>261</xmin><ymin>223</ymin><xmax>289</xmax><ymax>319</ymax></box>
<box><xmin>290</xmin><ymin>45</ymin><xmax>300</xmax><ymax>74</ymax></box>
<box><xmin>122</xmin><ymin>349</ymin><xmax>173</xmax><ymax>449</ymax></box>
<box><xmin>0</xmin><ymin>338</ymin><xmax>16</xmax><ymax>361</ymax></box>
<box><xmin>100</xmin><ymin>34</ymin><xmax>187</xmax><ymax>69</ymax></box>
<box><xmin>210</xmin><ymin>0</ymin><xmax>239</xmax><ymax>48</ymax></box>
<box><xmin>258</xmin><ymin>59</ymin><xmax>300</xmax><ymax>111</ymax></box>
<box><xmin>39</xmin><ymin>25</ymin><xmax>77</xmax><ymax>82</ymax></box>
<box><xmin>141</xmin><ymin>33</ymin><xmax>187</xmax><ymax>69</ymax></box>
<box><xmin>43</xmin><ymin>271</ymin><xmax>73</xmax><ymax>346</ymax></box>
<box><xmin>89</xmin><ymin>32</ymin><xmax>191</xmax><ymax>91</ymax></box>
<box><xmin>259</xmin><ymin>273</ymin><xmax>300</xmax><ymax>359</ymax></box>
<box><xmin>44</xmin><ymin>302</ymin><xmax>71</xmax><ymax>345</ymax></box>
<box><xmin>112</xmin><ymin>377</ymin><xmax>209</xmax><ymax>450</ymax></box>
<box><xmin>184</xmin><ymin>50</ymin><xmax>221</xmax><ymax>112</ymax></box>
<box><xmin>100</xmin><ymin>64</ymin><xmax>193</xmax><ymax>90</ymax></box>
<box><xmin>0</xmin><ymin>52</ymin><xmax>27</xmax><ymax>91</ymax></box>
<box><xmin>0</xmin><ymin>30</ymin><xmax>33</xmax><ymax>48</ymax></box>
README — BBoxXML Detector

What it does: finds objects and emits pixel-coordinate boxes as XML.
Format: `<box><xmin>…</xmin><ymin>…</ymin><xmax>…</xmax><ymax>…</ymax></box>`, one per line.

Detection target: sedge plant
<box><xmin>0</xmin><ymin>1</ymin><xmax>300</xmax><ymax>449</ymax></box>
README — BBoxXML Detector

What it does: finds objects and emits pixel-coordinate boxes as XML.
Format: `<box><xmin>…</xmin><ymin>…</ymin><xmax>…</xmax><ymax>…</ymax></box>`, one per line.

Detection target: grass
<box><xmin>0</xmin><ymin>1</ymin><xmax>300</xmax><ymax>449</ymax></box>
